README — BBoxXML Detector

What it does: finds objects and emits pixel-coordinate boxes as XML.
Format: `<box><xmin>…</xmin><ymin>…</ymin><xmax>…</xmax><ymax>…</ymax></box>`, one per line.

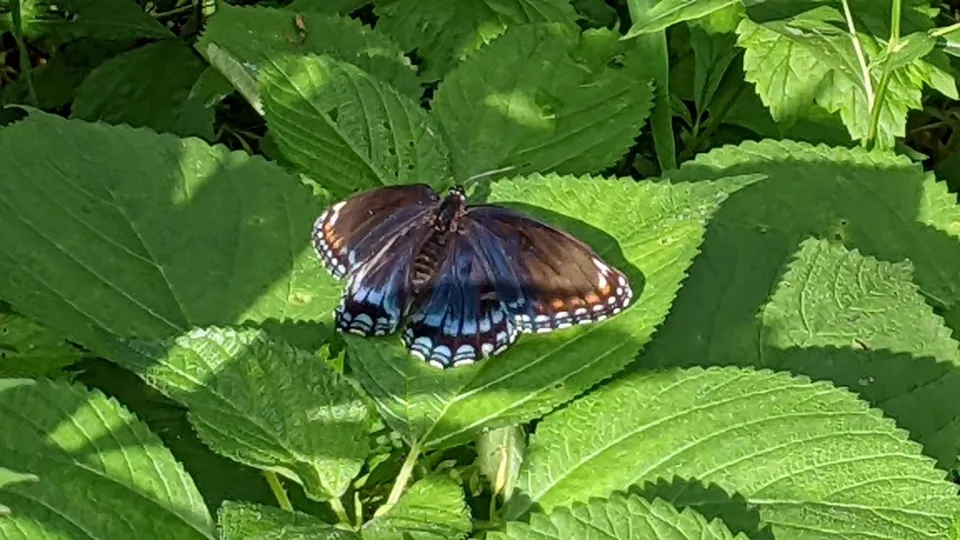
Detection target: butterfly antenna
<box><xmin>461</xmin><ymin>165</ymin><xmax>518</xmax><ymax>190</ymax></box>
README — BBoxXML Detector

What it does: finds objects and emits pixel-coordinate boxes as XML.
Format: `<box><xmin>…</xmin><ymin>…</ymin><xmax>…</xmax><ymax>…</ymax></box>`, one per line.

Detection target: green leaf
<box><xmin>625</xmin><ymin>0</ymin><xmax>740</xmax><ymax>36</ymax></box>
<box><xmin>175</xmin><ymin>67</ymin><xmax>238</xmax><ymax>141</ymax></box>
<box><xmin>0</xmin><ymin>311</ymin><xmax>87</xmax><ymax>378</ymax></box>
<box><xmin>736</xmin><ymin>7</ymin><xmax>957</xmax><ymax>147</ymax></box>
<box><xmin>762</xmin><ymin>238</ymin><xmax>958</xmax><ymax>361</ymax></box>
<box><xmin>0</xmin><ymin>111</ymin><xmax>339</xmax><ymax>360</ymax></box>
<box><xmin>218</xmin><ymin>501</ymin><xmax>359</xmax><ymax>540</ymax></box>
<box><xmin>757</xmin><ymin>238</ymin><xmax>960</xmax><ymax>464</ymax></box>
<box><xmin>374</xmin><ymin>0</ymin><xmax>579</xmax><ymax>81</ymax></box>
<box><xmin>432</xmin><ymin>24</ymin><xmax>654</xmax><ymax>181</ymax></box>
<box><xmin>71</xmin><ymin>40</ymin><xmax>211</xmax><ymax>138</ymax></box>
<box><xmin>362</xmin><ymin>475</ymin><xmax>471</xmax><ymax>540</ymax></box>
<box><xmin>690</xmin><ymin>23</ymin><xmax>742</xmax><ymax>115</ymax></box>
<box><xmin>493</xmin><ymin>495</ymin><xmax>744</xmax><ymax>540</ymax></box>
<box><xmin>260</xmin><ymin>54</ymin><xmax>451</xmax><ymax>198</ymax></box>
<box><xmin>0</xmin><ymin>0</ymin><xmax>171</xmax><ymax>41</ymax></box>
<box><xmin>286</xmin><ymin>0</ymin><xmax>369</xmax><ymax>15</ymax></box>
<box><xmin>348</xmin><ymin>172</ymin><xmax>759</xmax><ymax>449</ymax></box>
<box><xmin>647</xmin><ymin>138</ymin><xmax>960</xmax><ymax>466</ymax></box>
<box><xmin>1</xmin><ymin>38</ymin><xmax>130</xmax><ymax>110</ymax></box>
<box><xmin>509</xmin><ymin>366</ymin><xmax>960</xmax><ymax>538</ymax></box>
<box><xmin>196</xmin><ymin>4</ymin><xmax>420</xmax><ymax>100</ymax></box>
<box><xmin>118</xmin><ymin>326</ymin><xmax>371</xmax><ymax>501</ymax></box>
<box><xmin>476</xmin><ymin>425</ymin><xmax>525</xmax><ymax>501</ymax></box>
<box><xmin>0</xmin><ymin>378</ymin><xmax>214</xmax><ymax>539</ymax></box>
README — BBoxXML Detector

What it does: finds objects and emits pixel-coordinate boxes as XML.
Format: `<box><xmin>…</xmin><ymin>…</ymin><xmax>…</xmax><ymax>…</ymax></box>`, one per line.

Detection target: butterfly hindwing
<box><xmin>335</xmin><ymin>222</ymin><xmax>433</xmax><ymax>336</ymax></box>
<box><xmin>402</xmin><ymin>228</ymin><xmax>522</xmax><ymax>368</ymax></box>
<box><xmin>313</xmin><ymin>184</ymin><xmax>439</xmax><ymax>279</ymax></box>
<box><xmin>465</xmin><ymin>206</ymin><xmax>632</xmax><ymax>334</ymax></box>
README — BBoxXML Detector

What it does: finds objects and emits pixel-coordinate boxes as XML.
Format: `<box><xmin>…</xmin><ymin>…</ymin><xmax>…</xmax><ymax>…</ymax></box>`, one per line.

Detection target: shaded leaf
<box><xmin>72</xmin><ymin>40</ymin><xmax>210</xmax><ymax>138</ymax></box>
<box><xmin>493</xmin><ymin>495</ymin><xmax>744</xmax><ymax>539</ymax></box>
<box><xmin>286</xmin><ymin>0</ymin><xmax>369</xmax><ymax>15</ymax></box>
<box><xmin>119</xmin><ymin>326</ymin><xmax>371</xmax><ymax>501</ymax></box>
<box><xmin>348</xmin><ymin>173</ymin><xmax>759</xmax><ymax>449</ymax></box>
<box><xmin>218</xmin><ymin>501</ymin><xmax>358</xmax><ymax>540</ymax></box>
<box><xmin>374</xmin><ymin>0</ymin><xmax>578</xmax><ymax>80</ymax></box>
<box><xmin>0</xmin><ymin>111</ymin><xmax>338</xmax><ymax>361</ymax></box>
<box><xmin>362</xmin><ymin>475</ymin><xmax>471</xmax><ymax>540</ymax></box>
<box><xmin>175</xmin><ymin>67</ymin><xmax>238</xmax><ymax>141</ymax></box>
<box><xmin>647</xmin><ymin>138</ymin><xmax>960</xmax><ymax>468</ymax></box>
<box><xmin>625</xmin><ymin>0</ymin><xmax>740</xmax><ymax>36</ymax></box>
<box><xmin>0</xmin><ymin>378</ymin><xmax>214</xmax><ymax>539</ymax></box>
<box><xmin>432</xmin><ymin>24</ymin><xmax>654</xmax><ymax>181</ymax></box>
<box><xmin>509</xmin><ymin>366</ymin><xmax>960</xmax><ymax>539</ymax></box>
<box><xmin>196</xmin><ymin>4</ymin><xmax>420</xmax><ymax>99</ymax></box>
<box><xmin>0</xmin><ymin>0</ymin><xmax>171</xmax><ymax>42</ymax></box>
<box><xmin>0</xmin><ymin>311</ymin><xmax>87</xmax><ymax>378</ymax></box>
<box><xmin>260</xmin><ymin>54</ymin><xmax>450</xmax><ymax>198</ymax></box>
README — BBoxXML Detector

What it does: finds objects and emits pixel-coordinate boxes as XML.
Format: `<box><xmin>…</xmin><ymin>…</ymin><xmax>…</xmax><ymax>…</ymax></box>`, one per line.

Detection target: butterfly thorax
<box><xmin>409</xmin><ymin>187</ymin><xmax>467</xmax><ymax>293</ymax></box>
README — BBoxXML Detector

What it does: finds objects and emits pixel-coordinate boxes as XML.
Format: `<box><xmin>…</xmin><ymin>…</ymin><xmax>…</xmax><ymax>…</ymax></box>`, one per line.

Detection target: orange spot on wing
<box><xmin>568</xmin><ymin>297</ymin><xmax>584</xmax><ymax>308</ymax></box>
<box><xmin>551</xmin><ymin>298</ymin><xmax>565</xmax><ymax>310</ymax></box>
<box><xmin>585</xmin><ymin>293</ymin><xmax>600</xmax><ymax>304</ymax></box>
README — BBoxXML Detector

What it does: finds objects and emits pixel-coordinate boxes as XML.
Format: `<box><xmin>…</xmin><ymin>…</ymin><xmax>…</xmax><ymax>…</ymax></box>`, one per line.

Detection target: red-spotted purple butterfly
<box><xmin>312</xmin><ymin>184</ymin><xmax>632</xmax><ymax>369</ymax></box>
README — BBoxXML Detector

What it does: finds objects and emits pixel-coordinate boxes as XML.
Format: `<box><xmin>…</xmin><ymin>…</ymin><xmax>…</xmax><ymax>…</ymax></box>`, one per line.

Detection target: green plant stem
<box><xmin>328</xmin><ymin>497</ymin><xmax>351</xmax><ymax>526</ymax></box>
<box><xmin>262</xmin><ymin>471</ymin><xmax>294</xmax><ymax>512</ymax></box>
<box><xmin>889</xmin><ymin>0</ymin><xmax>902</xmax><ymax>45</ymax></box>
<box><xmin>377</xmin><ymin>440</ymin><xmax>421</xmax><ymax>516</ymax></box>
<box><xmin>840</xmin><ymin>0</ymin><xmax>874</xmax><ymax>118</ymax></box>
<box><xmin>625</xmin><ymin>0</ymin><xmax>677</xmax><ymax>172</ymax></box>
<box><xmin>932</xmin><ymin>22</ymin><xmax>960</xmax><ymax>37</ymax></box>
<box><xmin>865</xmin><ymin>0</ymin><xmax>903</xmax><ymax>148</ymax></box>
<box><xmin>11</xmin><ymin>0</ymin><xmax>38</xmax><ymax>108</ymax></box>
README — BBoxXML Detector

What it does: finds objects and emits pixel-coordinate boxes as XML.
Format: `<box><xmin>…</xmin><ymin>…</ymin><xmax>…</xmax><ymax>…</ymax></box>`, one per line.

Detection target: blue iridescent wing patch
<box><xmin>401</xmin><ymin>220</ymin><xmax>525</xmax><ymax>368</ymax></box>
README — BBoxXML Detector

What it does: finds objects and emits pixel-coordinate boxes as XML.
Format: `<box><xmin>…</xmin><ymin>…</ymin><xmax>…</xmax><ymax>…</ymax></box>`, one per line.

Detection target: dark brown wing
<box><xmin>312</xmin><ymin>184</ymin><xmax>439</xmax><ymax>279</ymax></box>
<box><xmin>464</xmin><ymin>205</ymin><xmax>632</xmax><ymax>334</ymax></box>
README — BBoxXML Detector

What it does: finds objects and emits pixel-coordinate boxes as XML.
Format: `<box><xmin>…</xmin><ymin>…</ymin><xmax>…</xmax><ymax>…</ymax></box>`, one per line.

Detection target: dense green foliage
<box><xmin>1</xmin><ymin>0</ymin><xmax>960</xmax><ymax>539</ymax></box>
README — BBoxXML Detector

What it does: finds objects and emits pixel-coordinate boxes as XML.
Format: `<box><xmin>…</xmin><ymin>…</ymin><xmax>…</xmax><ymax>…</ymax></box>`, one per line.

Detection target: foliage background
<box><xmin>1</xmin><ymin>0</ymin><xmax>960</xmax><ymax>539</ymax></box>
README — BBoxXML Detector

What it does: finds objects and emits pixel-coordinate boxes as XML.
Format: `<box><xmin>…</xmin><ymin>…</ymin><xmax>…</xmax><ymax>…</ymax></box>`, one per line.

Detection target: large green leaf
<box><xmin>0</xmin><ymin>311</ymin><xmax>87</xmax><ymax>378</ymax></box>
<box><xmin>260</xmin><ymin>54</ymin><xmax>450</xmax><ymax>198</ymax></box>
<box><xmin>373</xmin><ymin>0</ymin><xmax>578</xmax><ymax>81</ymax></box>
<box><xmin>493</xmin><ymin>495</ymin><xmax>744</xmax><ymax>540</ymax></box>
<box><xmin>736</xmin><ymin>6</ymin><xmax>957</xmax><ymax>147</ymax></box>
<box><xmin>117</xmin><ymin>326</ymin><xmax>371</xmax><ymax>501</ymax></box>
<box><xmin>432</xmin><ymin>24</ymin><xmax>654</xmax><ymax>181</ymax></box>
<box><xmin>218</xmin><ymin>501</ymin><xmax>358</xmax><ymax>540</ymax></box>
<box><xmin>362</xmin><ymin>475</ymin><xmax>471</xmax><ymax>540</ymax></box>
<box><xmin>196</xmin><ymin>4</ymin><xmax>420</xmax><ymax>100</ymax></box>
<box><xmin>71</xmin><ymin>40</ymin><xmax>211</xmax><ymax>138</ymax></box>
<box><xmin>0</xmin><ymin>378</ymin><xmax>214</xmax><ymax>539</ymax></box>
<box><xmin>646</xmin><ymin>138</ymin><xmax>960</xmax><ymax>467</ymax></box>
<box><xmin>285</xmin><ymin>0</ymin><xmax>369</xmax><ymax>15</ymax></box>
<box><xmin>756</xmin><ymin>238</ymin><xmax>960</xmax><ymax>465</ymax></box>
<box><xmin>348</xmin><ymin>173</ymin><xmax>759</xmax><ymax>450</ymax></box>
<box><xmin>509</xmin><ymin>366</ymin><xmax>960</xmax><ymax>538</ymax></box>
<box><xmin>0</xmin><ymin>111</ymin><xmax>339</xmax><ymax>360</ymax></box>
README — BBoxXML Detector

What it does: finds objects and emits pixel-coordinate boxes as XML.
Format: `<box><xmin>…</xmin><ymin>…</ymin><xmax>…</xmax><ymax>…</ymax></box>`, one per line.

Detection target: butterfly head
<box><xmin>434</xmin><ymin>185</ymin><xmax>468</xmax><ymax>232</ymax></box>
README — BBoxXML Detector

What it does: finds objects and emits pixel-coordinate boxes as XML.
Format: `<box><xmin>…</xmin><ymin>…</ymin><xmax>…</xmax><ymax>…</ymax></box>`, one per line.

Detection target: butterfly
<box><xmin>312</xmin><ymin>183</ymin><xmax>632</xmax><ymax>369</ymax></box>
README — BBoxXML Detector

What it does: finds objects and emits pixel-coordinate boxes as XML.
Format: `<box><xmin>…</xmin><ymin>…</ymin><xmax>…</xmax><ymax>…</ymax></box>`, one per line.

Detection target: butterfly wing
<box><xmin>335</xmin><ymin>220</ymin><xmax>434</xmax><ymax>336</ymax></box>
<box><xmin>313</xmin><ymin>184</ymin><xmax>439</xmax><ymax>279</ymax></box>
<box><xmin>401</xmin><ymin>224</ymin><xmax>524</xmax><ymax>368</ymax></box>
<box><xmin>465</xmin><ymin>206</ymin><xmax>632</xmax><ymax>333</ymax></box>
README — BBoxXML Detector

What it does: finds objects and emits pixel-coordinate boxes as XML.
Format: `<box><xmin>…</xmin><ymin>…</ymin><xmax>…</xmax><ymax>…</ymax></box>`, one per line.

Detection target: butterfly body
<box><xmin>313</xmin><ymin>184</ymin><xmax>632</xmax><ymax>369</ymax></box>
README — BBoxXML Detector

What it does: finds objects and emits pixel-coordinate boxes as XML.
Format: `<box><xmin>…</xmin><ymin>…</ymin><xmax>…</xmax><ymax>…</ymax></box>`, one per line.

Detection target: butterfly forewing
<box><xmin>465</xmin><ymin>206</ymin><xmax>633</xmax><ymax>333</ymax></box>
<box><xmin>313</xmin><ymin>184</ymin><xmax>439</xmax><ymax>279</ymax></box>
